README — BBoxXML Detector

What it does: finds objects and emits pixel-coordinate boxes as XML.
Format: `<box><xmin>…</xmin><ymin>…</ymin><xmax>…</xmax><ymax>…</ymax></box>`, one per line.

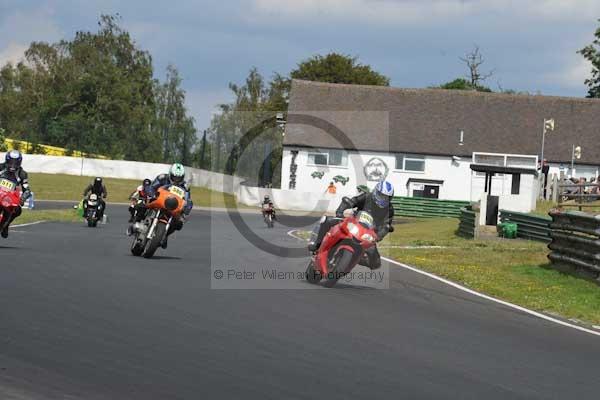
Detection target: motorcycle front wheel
<box><xmin>305</xmin><ymin>260</ymin><xmax>322</xmax><ymax>284</ymax></box>
<box><xmin>143</xmin><ymin>222</ymin><xmax>166</xmax><ymax>259</ymax></box>
<box><xmin>324</xmin><ymin>249</ymin><xmax>354</xmax><ymax>288</ymax></box>
<box><xmin>130</xmin><ymin>232</ymin><xmax>145</xmax><ymax>256</ymax></box>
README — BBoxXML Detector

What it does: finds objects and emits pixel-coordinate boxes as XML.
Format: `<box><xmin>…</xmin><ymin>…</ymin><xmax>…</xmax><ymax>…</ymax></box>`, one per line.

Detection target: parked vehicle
<box><xmin>130</xmin><ymin>185</ymin><xmax>185</xmax><ymax>258</ymax></box>
<box><xmin>305</xmin><ymin>210</ymin><xmax>378</xmax><ymax>288</ymax></box>
<box><xmin>0</xmin><ymin>178</ymin><xmax>22</xmax><ymax>237</ymax></box>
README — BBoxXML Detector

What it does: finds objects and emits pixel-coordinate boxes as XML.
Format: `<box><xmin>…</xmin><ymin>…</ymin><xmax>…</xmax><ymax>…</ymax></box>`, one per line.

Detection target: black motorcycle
<box><xmin>83</xmin><ymin>194</ymin><xmax>102</xmax><ymax>227</ymax></box>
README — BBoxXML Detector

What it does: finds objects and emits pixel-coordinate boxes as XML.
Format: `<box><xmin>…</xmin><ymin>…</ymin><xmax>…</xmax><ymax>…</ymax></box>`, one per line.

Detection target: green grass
<box><xmin>295</xmin><ymin>217</ymin><xmax>600</xmax><ymax>325</ymax></box>
<box><xmin>28</xmin><ymin>173</ymin><xmax>244</xmax><ymax>208</ymax></box>
<box><xmin>17</xmin><ymin>209</ymin><xmax>82</xmax><ymax>224</ymax></box>
<box><xmin>379</xmin><ymin>218</ymin><xmax>600</xmax><ymax>325</ymax></box>
<box><xmin>532</xmin><ymin>199</ymin><xmax>600</xmax><ymax>217</ymax></box>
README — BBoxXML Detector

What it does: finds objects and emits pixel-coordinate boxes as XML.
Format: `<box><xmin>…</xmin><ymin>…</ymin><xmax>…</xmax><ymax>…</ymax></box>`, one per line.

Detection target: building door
<box><xmin>423</xmin><ymin>185</ymin><xmax>440</xmax><ymax>199</ymax></box>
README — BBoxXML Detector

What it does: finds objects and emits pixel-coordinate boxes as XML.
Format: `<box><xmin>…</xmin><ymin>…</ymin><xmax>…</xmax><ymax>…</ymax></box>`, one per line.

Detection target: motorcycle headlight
<box><xmin>361</xmin><ymin>233</ymin><xmax>375</xmax><ymax>242</ymax></box>
<box><xmin>2</xmin><ymin>197</ymin><xmax>11</xmax><ymax>207</ymax></box>
<box><xmin>346</xmin><ymin>222</ymin><xmax>360</xmax><ymax>236</ymax></box>
<box><xmin>165</xmin><ymin>196</ymin><xmax>179</xmax><ymax>211</ymax></box>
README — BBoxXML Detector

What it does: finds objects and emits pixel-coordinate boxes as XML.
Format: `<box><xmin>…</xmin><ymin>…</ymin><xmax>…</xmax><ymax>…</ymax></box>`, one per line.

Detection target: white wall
<box><xmin>2</xmin><ymin>153</ymin><xmax>243</xmax><ymax>195</ymax></box>
<box><xmin>237</xmin><ymin>185</ymin><xmax>344</xmax><ymax>213</ymax></box>
<box><xmin>281</xmin><ymin>148</ymin><xmax>473</xmax><ymax>201</ymax></box>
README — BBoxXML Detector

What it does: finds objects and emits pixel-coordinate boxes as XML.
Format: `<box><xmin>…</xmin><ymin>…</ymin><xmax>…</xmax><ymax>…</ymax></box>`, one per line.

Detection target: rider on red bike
<box><xmin>261</xmin><ymin>195</ymin><xmax>276</xmax><ymax>220</ymax></box>
<box><xmin>308</xmin><ymin>180</ymin><xmax>395</xmax><ymax>270</ymax></box>
<box><xmin>128</xmin><ymin>178</ymin><xmax>152</xmax><ymax>223</ymax></box>
<box><xmin>0</xmin><ymin>150</ymin><xmax>32</xmax><ymax>238</ymax></box>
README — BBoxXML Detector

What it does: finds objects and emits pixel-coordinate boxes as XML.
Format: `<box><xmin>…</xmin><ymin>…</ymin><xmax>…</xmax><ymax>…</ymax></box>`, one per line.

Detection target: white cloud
<box><xmin>251</xmin><ymin>0</ymin><xmax>467</xmax><ymax>24</ymax></box>
<box><xmin>544</xmin><ymin>56</ymin><xmax>593</xmax><ymax>91</ymax></box>
<box><xmin>0</xmin><ymin>8</ymin><xmax>62</xmax><ymax>45</ymax></box>
<box><xmin>0</xmin><ymin>42</ymin><xmax>27</xmax><ymax>65</ymax></box>
<box><xmin>185</xmin><ymin>88</ymin><xmax>234</xmax><ymax>131</ymax></box>
<box><xmin>0</xmin><ymin>7</ymin><xmax>63</xmax><ymax>67</ymax></box>
<box><xmin>250</xmin><ymin>0</ymin><xmax>600</xmax><ymax>25</ymax></box>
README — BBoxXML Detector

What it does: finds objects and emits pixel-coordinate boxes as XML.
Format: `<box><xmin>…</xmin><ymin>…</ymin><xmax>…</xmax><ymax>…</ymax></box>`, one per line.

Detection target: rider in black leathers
<box><xmin>83</xmin><ymin>177</ymin><xmax>107</xmax><ymax>220</ymax></box>
<box><xmin>0</xmin><ymin>150</ymin><xmax>32</xmax><ymax>238</ymax></box>
<box><xmin>308</xmin><ymin>181</ymin><xmax>395</xmax><ymax>270</ymax></box>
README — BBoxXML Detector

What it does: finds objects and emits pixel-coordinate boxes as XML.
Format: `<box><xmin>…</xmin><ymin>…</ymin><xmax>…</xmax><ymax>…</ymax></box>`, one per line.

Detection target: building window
<box><xmin>395</xmin><ymin>154</ymin><xmax>425</xmax><ymax>172</ymax></box>
<box><xmin>307</xmin><ymin>149</ymin><xmax>347</xmax><ymax>167</ymax></box>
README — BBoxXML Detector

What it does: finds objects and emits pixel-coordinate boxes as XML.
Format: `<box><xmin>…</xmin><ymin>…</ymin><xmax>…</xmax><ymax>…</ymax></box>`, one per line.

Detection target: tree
<box><xmin>0</xmin><ymin>14</ymin><xmax>196</xmax><ymax>163</ymax></box>
<box><xmin>437</xmin><ymin>78</ymin><xmax>492</xmax><ymax>92</ymax></box>
<box><xmin>207</xmin><ymin>68</ymin><xmax>285</xmax><ymax>185</ymax></box>
<box><xmin>578</xmin><ymin>19</ymin><xmax>600</xmax><ymax>98</ymax></box>
<box><xmin>0</xmin><ymin>128</ymin><xmax>7</xmax><ymax>151</ymax></box>
<box><xmin>290</xmin><ymin>53</ymin><xmax>390</xmax><ymax>86</ymax></box>
<box><xmin>153</xmin><ymin>65</ymin><xmax>197</xmax><ymax>164</ymax></box>
<box><xmin>436</xmin><ymin>46</ymin><xmax>495</xmax><ymax>93</ymax></box>
<box><xmin>460</xmin><ymin>45</ymin><xmax>494</xmax><ymax>87</ymax></box>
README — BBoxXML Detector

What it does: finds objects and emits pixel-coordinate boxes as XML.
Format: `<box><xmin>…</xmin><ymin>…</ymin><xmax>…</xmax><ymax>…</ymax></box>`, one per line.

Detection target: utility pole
<box><xmin>540</xmin><ymin>118</ymin><xmax>554</xmax><ymax>168</ymax></box>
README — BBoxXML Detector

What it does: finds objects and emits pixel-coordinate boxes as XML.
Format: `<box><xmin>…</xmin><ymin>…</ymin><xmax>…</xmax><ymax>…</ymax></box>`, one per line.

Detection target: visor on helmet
<box><xmin>372</xmin><ymin>190</ymin><xmax>391</xmax><ymax>208</ymax></box>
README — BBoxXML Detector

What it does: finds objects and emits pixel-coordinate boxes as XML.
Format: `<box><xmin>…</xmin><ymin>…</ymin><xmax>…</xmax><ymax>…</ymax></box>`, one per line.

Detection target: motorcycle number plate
<box><xmin>0</xmin><ymin>179</ymin><xmax>15</xmax><ymax>191</ymax></box>
<box><xmin>169</xmin><ymin>186</ymin><xmax>185</xmax><ymax>198</ymax></box>
<box><xmin>263</xmin><ymin>204</ymin><xmax>271</xmax><ymax>210</ymax></box>
<box><xmin>357</xmin><ymin>212</ymin><xmax>374</xmax><ymax>228</ymax></box>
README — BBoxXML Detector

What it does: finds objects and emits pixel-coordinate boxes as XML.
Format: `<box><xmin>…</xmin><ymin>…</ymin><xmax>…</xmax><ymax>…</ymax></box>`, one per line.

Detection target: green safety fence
<box><xmin>499</xmin><ymin>210</ymin><xmax>552</xmax><ymax>243</ymax></box>
<box><xmin>391</xmin><ymin>196</ymin><xmax>470</xmax><ymax>218</ymax></box>
<box><xmin>457</xmin><ymin>207</ymin><xmax>476</xmax><ymax>238</ymax></box>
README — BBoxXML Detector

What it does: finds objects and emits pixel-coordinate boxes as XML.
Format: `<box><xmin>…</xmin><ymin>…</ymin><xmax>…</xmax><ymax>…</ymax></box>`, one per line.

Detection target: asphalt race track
<box><xmin>1</xmin><ymin>204</ymin><xmax>600</xmax><ymax>399</ymax></box>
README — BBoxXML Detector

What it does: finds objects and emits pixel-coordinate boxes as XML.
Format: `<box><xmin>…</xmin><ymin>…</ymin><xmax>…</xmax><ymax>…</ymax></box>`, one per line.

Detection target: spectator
<box><xmin>326</xmin><ymin>181</ymin><xmax>337</xmax><ymax>194</ymax></box>
<box><xmin>591</xmin><ymin>177</ymin><xmax>600</xmax><ymax>200</ymax></box>
<box><xmin>541</xmin><ymin>159</ymin><xmax>550</xmax><ymax>197</ymax></box>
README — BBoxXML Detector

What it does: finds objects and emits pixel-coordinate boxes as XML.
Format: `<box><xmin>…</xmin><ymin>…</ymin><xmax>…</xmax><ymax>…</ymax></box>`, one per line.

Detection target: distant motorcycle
<box><xmin>83</xmin><ymin>194</ymin><xmax>102</xmax><ymax>227</ymax></box>
<box><xmin>262</xmin><ymin>203</ymin><xmax>275</xmax><ymax>228</ymax></box>
<box><xmin>0</xmin><ymin>178</ymin><xmax>22</xmax><ymax>237</ymax></box>
<box><xmin>130</xmin><ymin>185</ymin><xmax>185</xmax><ymax>258</ymax></box>
<box><xmin>305</xmin><ymin>210</ymin><xmax>378</xmax><ymax>288</ymax></box>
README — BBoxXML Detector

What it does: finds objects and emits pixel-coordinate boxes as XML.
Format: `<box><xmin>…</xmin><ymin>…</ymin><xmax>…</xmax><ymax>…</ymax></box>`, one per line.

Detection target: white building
<box><xmin>280</xmin><ymin>80</ymin><xmax>600</xmax><ymax>209</ymax></box>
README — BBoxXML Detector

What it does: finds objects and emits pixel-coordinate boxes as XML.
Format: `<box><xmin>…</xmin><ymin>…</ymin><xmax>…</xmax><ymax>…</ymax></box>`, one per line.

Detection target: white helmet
<box><xmin>169</xmin><ymin>163</ymin><xmax>185</xmax><ymax>184</ymax></box>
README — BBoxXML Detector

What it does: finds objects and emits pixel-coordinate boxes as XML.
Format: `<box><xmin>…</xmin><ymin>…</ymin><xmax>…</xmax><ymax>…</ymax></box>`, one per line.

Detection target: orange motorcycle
<box><xmin>130</xmin><ymin>185</ymin><xmax>185</xmax><ymax>258</ymax></box>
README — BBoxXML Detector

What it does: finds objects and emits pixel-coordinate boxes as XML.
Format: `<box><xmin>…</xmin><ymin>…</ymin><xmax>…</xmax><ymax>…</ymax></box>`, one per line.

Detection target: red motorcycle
<box><xmin>262</xmin><ymin>203</ymin><xmax>275</xmax><ymax>228</ymax></box>
<box><xmin>305</xmin><ymin>210</ymin><xmax>378</xmax><ymax>288</ymax></box>
<box><xmin>0</xmin><ymin>177</ymin><xmax>22</xmax><ymax>237</ymax></box>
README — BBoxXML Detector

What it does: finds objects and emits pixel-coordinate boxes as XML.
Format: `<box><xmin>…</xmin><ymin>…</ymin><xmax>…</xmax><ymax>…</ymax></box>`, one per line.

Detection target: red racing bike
<box><xmin>305</xmin><ymin>210</ymin><xmax>378</xmax><ymax>288</ymax></box>
<box><xmin>0</xmin><ymin>177</ymin><xmax>22</xmax><ymax>237</ymax></box>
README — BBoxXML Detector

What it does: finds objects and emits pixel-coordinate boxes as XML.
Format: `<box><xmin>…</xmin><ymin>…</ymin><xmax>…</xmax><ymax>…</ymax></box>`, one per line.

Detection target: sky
<box><xmin>0</xmin><ymin>0</ymin><xmax>599</xmax><ymax>131</ymax></box>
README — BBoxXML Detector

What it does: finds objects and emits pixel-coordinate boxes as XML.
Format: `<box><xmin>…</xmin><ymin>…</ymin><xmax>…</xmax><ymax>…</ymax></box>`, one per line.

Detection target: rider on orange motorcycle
<box><xmin>145</xmin><ymin>163</ymin><xmax>193</xmax><ymax>248</ymax></box>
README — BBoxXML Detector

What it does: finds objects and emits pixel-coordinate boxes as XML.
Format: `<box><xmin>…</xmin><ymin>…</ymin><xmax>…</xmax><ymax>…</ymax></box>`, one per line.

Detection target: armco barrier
<box><xmin>457</xmin><ymin>207</ymin><xmax>476</xmax><ymax>238</ymax></box>
<box><xmin>499</xmin><ymin>210</ymin><xmax>552</xmax><ymax>243</ymax></box>
<box><xmin>547</xmin><ymin>210</ymin><xmax>600</xmax><ymax>283</ymax></box>
<box><xmin>391</xmin><ymin>197</ymin><xmax>470</xmax><ymax>218</ymax></box>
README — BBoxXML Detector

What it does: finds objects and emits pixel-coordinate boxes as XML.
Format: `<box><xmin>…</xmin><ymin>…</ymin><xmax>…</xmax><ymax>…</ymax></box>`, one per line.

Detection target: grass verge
<box><xmin>294</xmin><ymin>217</ymin><xmax>600</xmax><ymax>325</ymax></box>
<box><xmin>28</xmin><ymin>173</ymin><xmax>245</xmax><ymax>208</ymax></box>
<box><xmin>532</xmin><ymin>199</ymin><xmax>600</xmax><ymax>217</ymax></box>
<box><xmin>17</xmin><ymin>209</ymin><xmax>81</xmax><ymax>225</ymax></box>
<box><xmin>380</xmin><ymin>218</ymin><xmax>600</xmax><ymax>325</ymax></box>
